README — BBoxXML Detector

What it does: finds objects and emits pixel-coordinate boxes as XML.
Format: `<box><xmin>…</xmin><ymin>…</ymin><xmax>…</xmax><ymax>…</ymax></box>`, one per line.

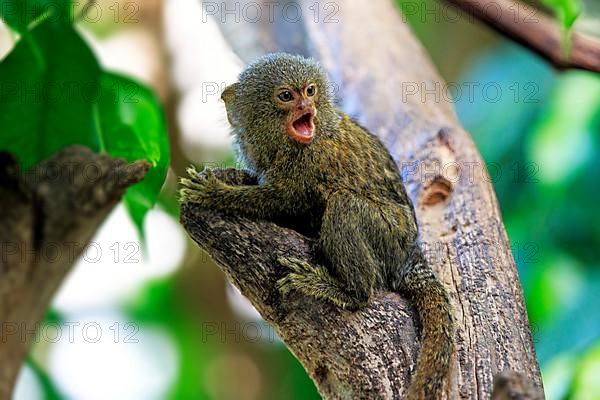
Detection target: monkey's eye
<box><xmin>306</xmin><ymin>84</ymin><xmax>317</xmax><ymax>97</ymax></box>
<box><xmin>278</xmin><ymin>91</ymin><xmax>293</xmax><ymax>102</ymax></box>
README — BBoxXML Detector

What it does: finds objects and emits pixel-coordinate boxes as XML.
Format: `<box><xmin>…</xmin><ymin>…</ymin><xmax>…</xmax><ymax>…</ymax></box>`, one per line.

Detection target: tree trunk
<box><xmin>180</xmin><ymin>0</ymin><xmax>544</xmax><ymax>398</ymax></box>
<box><xmin>0</xmin><ymin>146</ymin><xmax>149</xmax><ymax>398</ymax></box>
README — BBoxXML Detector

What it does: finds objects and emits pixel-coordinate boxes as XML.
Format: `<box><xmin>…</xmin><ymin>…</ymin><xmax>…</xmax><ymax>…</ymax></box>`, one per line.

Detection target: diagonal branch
<box><xmin>441</xmin><ymin>0</ymin><xmax>600</xmax><ymax>74</ymax></box>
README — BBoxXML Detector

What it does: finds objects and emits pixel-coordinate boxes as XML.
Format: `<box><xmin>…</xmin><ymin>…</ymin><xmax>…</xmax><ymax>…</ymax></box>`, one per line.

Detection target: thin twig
<box><xmin>441</xmin><ymin>0</ymin><xmax>600</xmax><ymax>74</ymax></box>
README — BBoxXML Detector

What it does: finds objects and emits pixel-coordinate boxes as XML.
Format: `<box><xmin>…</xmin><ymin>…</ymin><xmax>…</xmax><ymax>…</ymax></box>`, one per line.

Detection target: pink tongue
<box><xmin>295</xmin><ymin>121</ymin><xmax>311</xmax><ymax>137</ymax></box>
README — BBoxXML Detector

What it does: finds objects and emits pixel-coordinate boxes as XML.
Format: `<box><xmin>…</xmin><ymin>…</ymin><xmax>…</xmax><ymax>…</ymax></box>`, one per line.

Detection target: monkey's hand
<box><xmin>180</xmin><ymin>166</ymin><xmax>294</xmax><ymax>219</ymax></box>
<box><xmin>198</xmin><ymin>167</ymin><xmax>258</xmax><ymax>186</ymax></box>
<box><xmin>277</xmin><ymin>257</ymin><xmax>365</xmax><ymax>311</ymax></box>
<box><xmin>179</xmin><ymin>167</ymin><xmax>232</xmax><ymax>210</ymax></box>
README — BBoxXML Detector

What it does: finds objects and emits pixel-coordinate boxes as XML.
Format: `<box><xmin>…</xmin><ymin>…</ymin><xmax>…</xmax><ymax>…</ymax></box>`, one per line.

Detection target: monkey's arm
<box><xmin>180</xmin><ymin>167</ymin><xmax>293</xmax><ymax>220</ymax></box>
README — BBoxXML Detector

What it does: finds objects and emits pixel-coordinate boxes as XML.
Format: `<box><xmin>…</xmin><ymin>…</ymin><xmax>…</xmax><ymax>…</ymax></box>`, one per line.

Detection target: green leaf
<box><xmin>0</xmin><ymin>20</ymin><xmax>102</xmax><ymax>170</ymax></box>
<box><xmin>0</xmin><ymin>18</ymin><xmax>169</xmax><ymax>240</ymax></box>
<box><xmin>95</xmin><ymin>72</ymin><xmax>170</xmax><ymax>238</ymax></box>
<box><xmin>0</xmin><ymin>0</ymin><xmax>72</xmax><ymax>32</ymax></box>
<box><xmin>541</xmin><ymin>0</ymin><xmax>582</xmax><ymax>30</ymax></box>
<box><xmin>541</xmin><ymin>0</ymin><xmax>582</xmax><ymax>56</ymax></box>
<box><xmin>26</xmin><ymin>356</ymin><xmax>65</xmax><ymax>400</ymax></box>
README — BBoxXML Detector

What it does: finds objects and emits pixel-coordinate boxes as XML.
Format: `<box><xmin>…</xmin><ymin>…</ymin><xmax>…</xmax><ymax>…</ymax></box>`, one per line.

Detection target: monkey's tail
<box><xmin>397</xmin><ymin>249</ymin><xmax>454</xmax><ymax>400</ymax></box>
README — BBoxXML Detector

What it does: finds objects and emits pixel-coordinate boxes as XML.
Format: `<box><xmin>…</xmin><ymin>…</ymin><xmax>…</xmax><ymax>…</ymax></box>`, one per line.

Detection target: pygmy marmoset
<box><xmin>180</xmin><ymin>53</ymin><xmax>453</xmax><ymax>400</ymax></box>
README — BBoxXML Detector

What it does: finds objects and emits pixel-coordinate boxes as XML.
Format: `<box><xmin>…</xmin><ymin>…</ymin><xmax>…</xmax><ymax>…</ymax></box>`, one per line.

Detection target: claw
<box><xmin>180</xmin><ymin>178</ymin><xmax>207</xmax><ymax>191</ymax></box>
<box><xmin>278</xmin><ymin>256</ymin><xmax>316</xmax><ymax>275</ymax></box>
<box><xmin>186</xmin><ymin>165</ymin><xmax>201</xmax><ymax>178</ymax></box>
<box><xmin>179</xmin><ymin>177</ymin><xmax>193</xmax><ymax>188</ymax></box>
<box><xmin>179</xmin><ymin>187</ymin><xmax>207</xmax><ymax>203</ymax></box>
<box><xmin>277</xmin><ymin>273</ymin><xmax>308</xmax><ymax>295</ymax></box>
<box><xmin>277</xmin><ymin>276</ymin><xmax>293</xmax><ymax>294</ymax></box>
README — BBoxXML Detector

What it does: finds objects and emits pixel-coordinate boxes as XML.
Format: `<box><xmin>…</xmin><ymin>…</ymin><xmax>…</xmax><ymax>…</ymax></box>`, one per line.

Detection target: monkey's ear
<box><xmin>221</xmin><ymin>83</ymin><xmax>239</xmax><ymax>106</ymax></box>
<box><xmin>221</xmin><ymin>83</ymin><xmax>239</xmax><ymax>126</ymax></box>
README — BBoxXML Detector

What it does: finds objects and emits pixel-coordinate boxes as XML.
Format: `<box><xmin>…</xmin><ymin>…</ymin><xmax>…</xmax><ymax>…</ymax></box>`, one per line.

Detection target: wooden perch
<box><xmin>441</xmin><ymin>0</ymin><xmax>600</xmax><ymax>74</ymax></box>
<box><xmin>181</xmin><ymin>0</ymin><xmax>544</xmax><ymax>398</ymax></box>
<box><xmin>0</xmin><ymin>146</ymin><xmax>149</xmax><ymax>398</ymax></box>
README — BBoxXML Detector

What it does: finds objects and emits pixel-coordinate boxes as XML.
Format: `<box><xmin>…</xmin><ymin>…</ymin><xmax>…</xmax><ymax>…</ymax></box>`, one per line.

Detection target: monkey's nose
<box><xmin>297</xmin><ymin>100</ymin><xmax>310</xmax><ymax>110</ymax></box>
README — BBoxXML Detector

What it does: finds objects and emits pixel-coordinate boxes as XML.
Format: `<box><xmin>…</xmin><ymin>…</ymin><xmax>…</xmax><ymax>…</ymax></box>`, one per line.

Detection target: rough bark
<box><xmin>0</xmin><ymin>146</ymin><xmax>149</xmax><ymax>398</ymax></box>
<box><xmin>181</xmin><ymin>0</ymin><xmax>544</xmax><ymax>398</ymax></box>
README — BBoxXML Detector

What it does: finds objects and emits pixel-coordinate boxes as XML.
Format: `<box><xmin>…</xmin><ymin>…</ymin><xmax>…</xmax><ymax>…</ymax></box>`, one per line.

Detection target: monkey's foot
<box><xmin>277</xmin><ymin>257</ymin><xmax>364</xmax><ymax>310</ymax></box>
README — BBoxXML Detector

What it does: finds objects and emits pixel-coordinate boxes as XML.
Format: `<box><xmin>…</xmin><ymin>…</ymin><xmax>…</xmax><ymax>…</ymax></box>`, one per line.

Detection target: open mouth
<box><xmin>289</xmin><ymin>111</ymin><xmax>315</xmax><ymax>144</ymax></box>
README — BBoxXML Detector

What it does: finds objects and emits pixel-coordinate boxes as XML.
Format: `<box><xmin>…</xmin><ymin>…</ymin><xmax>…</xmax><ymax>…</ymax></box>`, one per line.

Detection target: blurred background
<box><xmin>1</xmin><ymin>0</ymin><xmax>599</xmax><ymax>399</ymax></box>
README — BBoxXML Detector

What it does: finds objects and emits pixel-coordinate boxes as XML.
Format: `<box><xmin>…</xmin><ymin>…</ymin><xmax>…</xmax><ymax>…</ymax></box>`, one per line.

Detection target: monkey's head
<box><xmin>221</xmin><ymin>53</ymin><xmax>339</xmax><ymax>170</ymax></box>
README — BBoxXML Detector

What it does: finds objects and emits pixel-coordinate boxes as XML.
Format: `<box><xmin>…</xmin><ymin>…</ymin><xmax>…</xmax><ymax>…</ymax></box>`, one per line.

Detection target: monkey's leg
<box><xmin>180</xmin><ymin>168</ymin><xmax>293</xmax><ymax>220</ymax></box>
<box><xmin>277</xmin><ymin>257</ymin><xmax>364</xmax><ymax>309</ymax></box>
<box><xmin>278</xmin><ymin>191</ymin><xmax>378</xmax><ymax>311</ymax></box>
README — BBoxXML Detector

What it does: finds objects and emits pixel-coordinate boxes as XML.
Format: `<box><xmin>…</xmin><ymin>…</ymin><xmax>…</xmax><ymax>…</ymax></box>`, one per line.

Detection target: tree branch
<box><xmin>0</xmin><ymin>146</ymin><xmax>149</xmax><ymax>398</ymax></box>
<box><xmin>181</xmin><ymin>0</ymin><xmax>544</xmax><ymax>398</ymax></box>
<box><xmin>181</xmin><ymin>204</ymin><xmax>420</xmax><ymax>398</ymax></box>
<box><xmin>441</xmin><ymin>0</ymin><xmax>600</xmax><ymax>74</ymax></box>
